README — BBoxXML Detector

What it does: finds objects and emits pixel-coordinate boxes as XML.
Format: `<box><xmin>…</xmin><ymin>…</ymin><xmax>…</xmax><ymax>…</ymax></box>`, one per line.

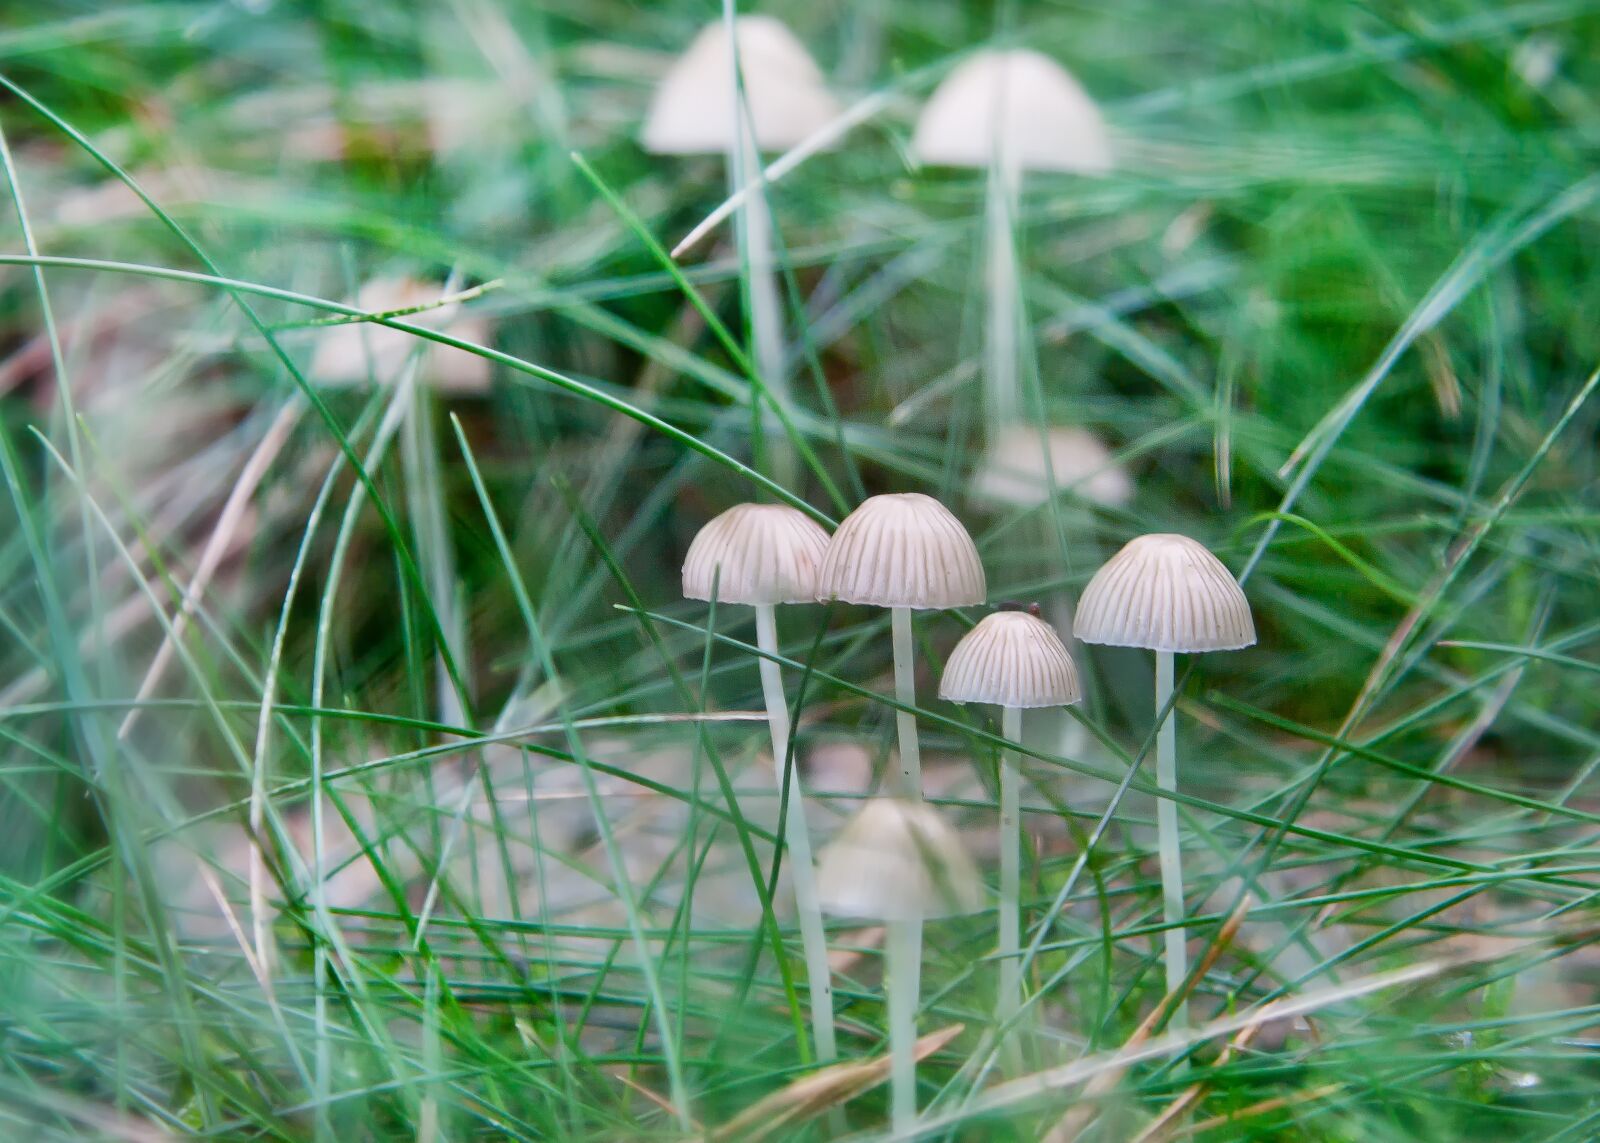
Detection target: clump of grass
<box><xmin>0</xmin><ymin>1</ymin><xmax>1598</xmax><ymax>1140</ymax></box>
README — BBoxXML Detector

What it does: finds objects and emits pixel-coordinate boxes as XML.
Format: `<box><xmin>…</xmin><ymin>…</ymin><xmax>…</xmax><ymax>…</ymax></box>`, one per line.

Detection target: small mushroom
<box><xmin>310</xmin><ymin>276</ymin><xmax>491</xmax><ymax>395</ymax></box>
<box><xmin>310</xmin><ymin>275</ymin><xmax>488</xmax><ymax>728</ymax></box>
<box><xmin>1074</xmin><ymin>533</ymin><xmax>1254</xmax><ymax>1025</ymax></box>
<box><xmin>816</xmin><ymin>493</ymin><xmax>986</xmax><ymax>799</ymax></box>
<box><xmin>941</xmin><ymin>609</ymin><xmax>1081</xmax><ymax>1043</ymax></box>
<box><xmin>817</xmin><ymin>798</ymin><xmax>983</xmax><ymax>1131</ymax></box>
<box><xmin>642</xmin><ymin>16</ymin><xmax>841</xmax><ymax>156</ymax></box>
<box><xmin>682</xmin><ymin>502</ymin><xmax>838</xmax><ymax>1063</ymax></box>
<box><xmin>968</xmin><ymin>424</ymin><xmax>1133</xmax><ymax>511</ymax></box>
<box><xmin>912</xmin><ymin>49</ymin><xmax>1111</xmax><ymax>444</ymax></box>
<box><xmin>967</xmin><ymin>423</ymin><xmax>1133</xmax><ymax>757</ymax></box>
<box><xmin>911</xmin><ymin>49</ymin><xmax>1111</xmax><ymax>175</ymax></box>
<box><xmin>643</xmin><ymin>17</ymin><xmax>840</xmax><ymax>487</ymax></box>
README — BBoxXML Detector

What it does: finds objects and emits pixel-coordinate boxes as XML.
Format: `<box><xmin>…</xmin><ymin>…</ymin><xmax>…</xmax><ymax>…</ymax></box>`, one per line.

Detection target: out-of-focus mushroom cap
<box><xmin>940</xmin><ymin>610</ymin><xmax>1082</xmax><ymax>708</ymax></box>
<box><xmin>817</xmin><ymin>493</ymin><xmax>986</xmax><ymax>610</ymax></box>
<box><xmin>311</xmin><ymin>276</ymin><xmax>491</xmax><ymax>394</ymax></box>
<box><xmin>911</xmin><ymin>48</ymin><xmax>1112</xmax><ymax>175</ymax></box>
<box><xmin>681</xmin><ymin>503</ymin><xmax>831</xmax><ymax>605</ymax></box>
<box><xmin>1074</xmin><ymin>533</ymin><xmax>1255</xmax><ymax>653</ymax></box>
<box><xmin>642</xmin><ymin>16</ymin><xmax>841</xmax><ymax>155</ymax></box>
<box><xmin>816</xmin><ymin>798</ymin><xmax>985</xmax><ymax>921</ymax></box>
<box><xmin>969</xmin><ymin>424</ymin><xmax>1134</xmax><ymax>509</ymax></box>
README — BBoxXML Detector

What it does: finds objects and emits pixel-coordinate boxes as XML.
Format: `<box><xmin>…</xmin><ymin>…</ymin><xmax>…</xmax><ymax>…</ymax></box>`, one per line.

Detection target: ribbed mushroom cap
<box><xmin>940</xmin><ymin>611</ymin><xmax>1082</xmax><ymax>708</ymax></box>
<box><xmin>969</xmin><ymin>425</ymin><xmax>1133</xmax><ymax>509</ymax></box>
<box><xmin>311</xmin><ymin>277</ymin><xmax>492</xmax><ymax>393</ymax></box>
<box><xmin>816</xmin><ymin>798</ymin><xmax>985</xmax><ymax>921</ymax></box>
<box><xmin>682</xmin><ymin>503</ymin><xmax>831</xmax><ymax>605</ymax></box>
<box><xmin>1074</xmin><ymin>533</ymin><xmax>1255</xmax><ymax>653</ymax></box>
<box><xmin>817</xmin><ymin>493</ymin><xmax>986</xmax><ymax>610</ymax></box>
<box><xmin>911</xmin><ymin>49</ymin><xmax>1111</xmax><ymax>175</ymax></box>
<box><xmin>641</xmin><ymin>16</ymin><xmax>841</xmax><ymax>155</ymax></box>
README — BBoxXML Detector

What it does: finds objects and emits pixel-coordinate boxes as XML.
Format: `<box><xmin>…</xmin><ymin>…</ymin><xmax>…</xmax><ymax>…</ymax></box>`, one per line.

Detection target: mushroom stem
<box><xmin>753</xmin><ymin>603</ymin><xmax>837</xmax><ymax>1065</ymax></box>
<box><xmin>729</xmin><ymin>119</ymin><xmax>795</xmax><ymax>487</ymax></box>
<box><xmin>889</xmin><ymin>606</ymin><xmax>923</xmax><ymax>800</ymax></box>
<box><xmin>982</xmin><ymin>159</ymin><xmax>1023</xmax><ymax>443</ymax></box>
<box><xmin>998</xmin><ymin>703</ymin><xmax>1023</xmax><ymax>1040</ymax></box>
<box><xmin>1154</xmin><ymin>648</ymin><xmax>1187</xmax><ymax>1028</ymax></box>
<box><xmin>886</xmin><ymin>915</ymin><xmax>922</xmax><ymax>1133</ymax></box>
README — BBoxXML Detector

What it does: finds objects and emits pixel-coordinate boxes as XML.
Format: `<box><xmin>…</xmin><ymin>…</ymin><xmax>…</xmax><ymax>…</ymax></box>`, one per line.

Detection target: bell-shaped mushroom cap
<box><xmin>682</xmin><ymin>503</ymin><xmax>831</xmax><ymax>606</ymax></box>
<box><xmin>911</xmin><ymin>49</ymin><xmax>1111</xmax><ymax>175</ymax></box>
<box><xmin>817</xmin><ymin>798</ymin><xmax>985</xmax><ymax>921</ymax></box>
<box><xmin>940</xmin><ymin>610</ymin><xmax>1082</xmax><ymax>708</ymax></box>
<box><xmin>1074</xmin><ymin>533</ymin><xmax>1255</xmax><ymax>653</ymax></box>
<box><xmin>311</xmin><ymin>277</ymin><xmax>491</xmax><ymax>394</ymax></box>
<box><xmin>969</xmin><ymin>425</ymin><xmax>1133</xmax><ymax>510</ymax></box>
<box><xmin>817</xmin><ymin>493</ymin><xmax>986</xmax><ymax>610</ymax></box>
<box><xmin>641</xmin><ymin>16</ymin><xmax>841</xmax><ymax>155</ymax></box>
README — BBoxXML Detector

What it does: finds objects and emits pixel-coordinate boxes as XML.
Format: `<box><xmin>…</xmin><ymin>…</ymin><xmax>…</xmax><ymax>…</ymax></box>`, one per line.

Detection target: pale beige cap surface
<box><xmin>311</xmin><ymin>277</ymin><xmax>491</xmax><ymax>393</ymax></box>
<box><xmin>969</xmin><ymin>424</ymin><xmax>1134</xmax><ymax>509</ymax></box>
<box><xmin>1074</xmin><ymin>533</ymin><xmax>1255</xmax><ymax>653</ymax></box>
<box><xmin>682</xmin><ymin>503</ymin><xmax>831</xmax><ymax>605</ymax></box>
<box><xmin>911</xmin><ymin>49</ymin><xmax>1112</xmax><ymax>175</ymax></box>
<box><xmin>816</xmin><ymin>798</ymin><xmax>985</xmax><ymax>921</ymax></box>
<box><xmin>940</xmin><ymin>610</ymin><xmax>1082</xmax><ymax>708</ymax></box>
<box><xmin>641</xmin><ymin>16</ymin><xmax>841</xmax><ymax>155</ymax></box>
<box><xmin>817</xmin><ymin>493</ymin><xmax>986</xmax><ymax>609</ymax></box>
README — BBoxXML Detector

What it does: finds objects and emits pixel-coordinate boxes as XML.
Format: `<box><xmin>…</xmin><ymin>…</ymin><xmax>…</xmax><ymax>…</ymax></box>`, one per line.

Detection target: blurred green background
<box><xmin>0</xmin><ymin>1</ymin><xmax>1597</xmax><ymax>1139</ymax></box>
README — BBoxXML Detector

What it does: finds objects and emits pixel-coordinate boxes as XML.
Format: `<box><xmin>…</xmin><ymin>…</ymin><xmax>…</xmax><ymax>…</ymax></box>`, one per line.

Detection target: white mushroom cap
<box><xmin>311</xmin><ymin>277</ymin><xmax>491</xmax><ymax>394</ymax></box>
<box><xmin>682</xmin><ymin>503</ymin><xmax>832</xmax><ymax>606</ymax></box>
<box><xmin>911</xmin><ymin>49</ymin><xmax>1112</xmax><ymax>175</ymax></box>
<box><xmin>940</xmin><ymin>610</ymin><xmax>1082</xmax><ymax>708</ymax></box>
<box><xmin>816</xmin><ymin>798</ymin><xmax>985</xmax><ymax>921</ymax></box>
<box><xmin>817</xmin><ymin>493</ymin><xmax>986</xmax><ymax>610</ymax></box>
<box><xmin>1074</xmin><ymin>533</ymin><xmax>1255</xmax><ymax>653</ymax></box>
<box><xmin>641</xmin><ymin>16</ymin><xmax>842</xmax><ymax>155</ymax></box>
<box><xmin>969</xmin><ymin>425</ymin><xmax>1134</xmax><ymax>510</ymax></box>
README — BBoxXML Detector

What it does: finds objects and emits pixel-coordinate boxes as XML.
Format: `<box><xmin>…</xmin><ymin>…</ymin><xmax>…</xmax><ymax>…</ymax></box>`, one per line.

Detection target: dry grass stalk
<box><xmin>710</xmin><ymin>1024</ymin><xmax>964</xmax><ymax>1142</ymax></box>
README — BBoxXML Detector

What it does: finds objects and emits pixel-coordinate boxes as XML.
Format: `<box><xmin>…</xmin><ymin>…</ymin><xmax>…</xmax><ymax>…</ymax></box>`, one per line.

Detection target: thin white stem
<box><xmin>754</xmin><ymin>603</ymin><xmax>837</xmax><ymax>1064</ymax></box>
<box><xmin>890</xmin><ymin>606</ymin><xmax>923</xmax><ymax>800</ymax></box>
<box><xmin>998</xmin><ymin>704</ymin><xmax>1023</xmax><ymax>1039</ymax></box>
<box><xmin>983</xmin><ymin>161</ymin><xmax>1023</xmax><ymax>444</ymax></box>
<box><xmin>886</xmin><ymin>915</ymin><xmax>922</xmax><ymax>1134</ymax></box>
<box><xmin>728</xmin><ymin>83</ymin><xmax>794</xmax><ymax>486</ymax></box>
<box><xmin>1155</xmin><ymin>649</ymin><xmax>1187</xmax><ymax>1028</ymax></box>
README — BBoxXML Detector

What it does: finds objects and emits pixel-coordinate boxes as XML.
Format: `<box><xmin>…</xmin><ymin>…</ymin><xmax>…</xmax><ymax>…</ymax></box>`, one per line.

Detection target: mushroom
<box><xmin>968</xmin><ymin>423</ymin><xmax>1132</xmax><ymax>754</ymax></box>
<box><xmin>310</xmin><ymin>275</ymin><xmax>491</xmax><ymax>395</ymax></box>
<box><xmin>1073</xmin><ymin>533</ymin><xmax>1254</xmax><ymax>1025</ymax></box>
<box><xmin>816</xmin><ymin>493</ymin><xmax>987</xmax><ymax>800</ymax></box>
<box><xmin>940</xmin><ymin>607</ymin><xmax>1081</xmax><ymax>1040</ymax></box>
<box><xmin>643</xmin><ymin>17</ymin><xmax>840</xmax><ymax>486</ymax></box>
<box><xmin>817</xmin><ymin>798</ymin><xmax>983</xmax><ymax>1132</ymax></box>
<box><xmin>968</xmin><ymin>423</ymin><xmax>1133</xmax><ymax>511</ymax></box>
<box><xmin>682</xmin><ymin>502</ymin><xmax>839</xmax><ymax>1063</ymax></box>
<box><xmin>912</xmin><ymin>49</ymin><xmax>1111</xmax><ymax>445</ymax></box>
<box><xmin>311</xmin><ymin>275</ymin><xmax>492</xmax><ymax>727</ymax></box>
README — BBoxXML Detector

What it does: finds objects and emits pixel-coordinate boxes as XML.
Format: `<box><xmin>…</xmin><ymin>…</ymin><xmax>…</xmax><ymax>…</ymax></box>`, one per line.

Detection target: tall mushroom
<box><xmin>816</xmin><ymin>493</ymin><xmax>987</xmax><ymax>800</ymax></box>
<box><xmin>817</xmin><ymin>798</ymin><xmax>983</xmax><ymax>1133</ymax></box>
<box><xmin>1073</xmin><ymin>533</ymin><xmax>1254</xmax><ymax>1025</ymax></box>
<box><xmin>912</xmin><ymin>50</ymin><xmax>1111</xmax><ymax>446</ymax></box>
<box><xmin>682</xmin><ymin>503</ymin><xmax>838</xmax><ymax>1064</ymax></box>
<box><xmin>643</xmin><ymin>16</ymin><xmax>840</xmax><ymax>485</ymax></box>
<box><xmin>940</xmin><ymin>606</ymin><xmax>1081</xmax><ymax>1039</ymax></box>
